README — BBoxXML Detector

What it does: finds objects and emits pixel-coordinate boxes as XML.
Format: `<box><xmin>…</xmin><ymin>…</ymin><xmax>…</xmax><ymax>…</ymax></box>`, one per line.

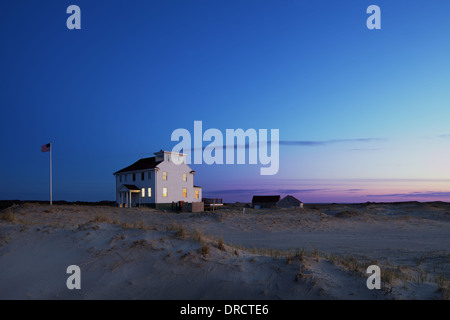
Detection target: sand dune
<box><xmin>0</xmin><ymin>202</ymin><xmax>448</xmax><ymax>299</ymax></box>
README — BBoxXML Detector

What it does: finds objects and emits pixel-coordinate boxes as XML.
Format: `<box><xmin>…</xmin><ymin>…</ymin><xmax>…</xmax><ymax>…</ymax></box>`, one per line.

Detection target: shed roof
<box><xmin>280</xmin><ymin>195</ymin><xmax>303</xmax><ymax>203</ymax></box>
<box><xmin>252</xmin><ymin>195</ymin><xmax>281</xmax><ymax>203</ymax></box>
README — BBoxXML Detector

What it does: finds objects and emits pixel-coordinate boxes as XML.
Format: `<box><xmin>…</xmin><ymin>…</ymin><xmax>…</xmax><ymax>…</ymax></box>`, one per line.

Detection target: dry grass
<box><xmin>286</xmin><ymin>253</ymin><xmax>294</xmax><ymax>264</ymax></box>
<box><xmin>110</xmin><ymin>233</ymin><xmax>126</xmax><ymax>244</ymax></box>
<box><xmin>335</xmin><ymin>210</ymin><xmax>362</xmax><ymax>218</ymax></box>
<box><xmin>295</xmin><ymin>265</ymin><xmax>305</xmax><ymax>281</ymax></box>
<box><xmin>296</xmin><ymin>248</ymin><xmax>305</xmax><ymax>263</ymax></box>
<box><xmin>200</xmin><ymin>242</ymin><xmax>210</xmax><ymax>256</ymax></box>
<box><xmin>228</xmin><ymin>244</ymin><xmax>310</xmax><ymax>262</ymax></box>
<box><xmin>122</xmin><ymin>222</ymin><xmax>132</xmax><ymax>229</ymax></box>
<box><xmin>217</xmin><ymin>237</ymin><xmax>226</xmax><ymax>251</ymax></box>
<box><xmin>130</xmin><ymin>239</ymin><xmax>148</xmax><ymax>249</ymax></box>
<box><xmin>437</xmin><ymin>286</ymin><xmax>449</xmax><ymax>300</ymax></box>
<box><xmin>324</xmin><ymin>252</ymin><xmax>450</xmax><ymax>299</ymax></box>
<box><xmin>0</xmin><ymin>209</ymin><xmax>16</xmax><ymax>223</ymax></box>
<box><xmin>93</xmin><ymin>215</ymin><xmax>110</xmax><ymax>223</ymax></box>
<box><xmin>193</xmin><ymin>229</ymin><xmax>204</xmax><ymax>243</ymax></box>
<box><xmin>133</xmin><ymin>221</ymin><xmax>152</xmax><ymax>230</ymax></box>
<box><xmin>176</xmin><ymin>224</ymin><xmax>186</xmax><ymax>239</ymax></box>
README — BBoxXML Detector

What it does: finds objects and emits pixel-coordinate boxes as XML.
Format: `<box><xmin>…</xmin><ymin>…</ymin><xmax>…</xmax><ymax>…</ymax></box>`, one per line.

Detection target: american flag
<box><xmin>41</xmin><ymin>143</ymin><xmax>51</xmax><ymax>152</ymax></box>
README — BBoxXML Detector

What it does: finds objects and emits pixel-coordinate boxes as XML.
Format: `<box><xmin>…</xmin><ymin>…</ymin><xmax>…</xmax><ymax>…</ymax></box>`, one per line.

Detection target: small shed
<box><xmin>276</xmin><ymin>195</ymin><xmax>303</xmax><ymax>209</ymax></box>
<box><xmin>252</xmin><ymin>195</ymin><xmax>280</xmax><ymax>209</ymax></box>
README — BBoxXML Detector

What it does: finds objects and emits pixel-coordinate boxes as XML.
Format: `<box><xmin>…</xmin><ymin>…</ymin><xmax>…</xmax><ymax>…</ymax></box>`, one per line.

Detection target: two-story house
<box><xmin>113</xmin><ymin>150</ymin><xmax>202</xmax><ymax>209</ymax></box>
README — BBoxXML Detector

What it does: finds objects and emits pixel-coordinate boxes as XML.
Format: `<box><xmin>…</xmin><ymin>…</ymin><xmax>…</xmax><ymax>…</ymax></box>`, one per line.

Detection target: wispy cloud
<box><xmin>279</xmin><ymin>138</ymin><xmax>385</xmax><ymax>147</ymax></box>
<box><xmin>347</xmin><ymin>147</ymin><xmax>395</xmax><ymax>152</ymax></box>
<box><xmin>204</xmin><ymin>188</ymin><xmax>327</xmax><ymax>196</ymax></box>
<box><xmin>204</xmin><ymin>189</ymin><xmax>265</xmax><ymax>195</ymax></box>
<box><xmin>367</xmin><ymin>191</ymin><xmax>450</xmax><ymax>198</ymax></box>
<box><xmin>168</xmin><ymin>138</ymin><xmax>386</xmax><ymax>154</ymax></box>
<box><xmin>275</xmin><ymin>188</ymin><xmax>329</xmax><ymax>193</ymax></box>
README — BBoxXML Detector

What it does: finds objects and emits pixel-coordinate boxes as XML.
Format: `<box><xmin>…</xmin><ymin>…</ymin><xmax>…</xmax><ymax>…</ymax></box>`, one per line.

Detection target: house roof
<box><xmin>252</xmin><ymin>195</ymin><xmax>281</xmax><ymax>203</ymax></box>
<box><xmin>280</xmin><ymin>195</ymin><xmax>303</xmax><ymax>203</ymax></box>
<box><xmin>114</xmin><ymin>157</ymin><xmax>162</xmax><ymax>174</ymax></box>
<box><xmin>121</xmin><ymin>184</ymin><xmax>141</xmax><ymax>191</ymax></box>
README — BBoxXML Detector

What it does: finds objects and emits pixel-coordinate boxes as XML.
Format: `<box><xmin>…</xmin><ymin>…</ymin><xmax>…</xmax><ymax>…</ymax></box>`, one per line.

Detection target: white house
<box><xmin>113</xmin><ymin>150</ymin><xmax>202</xmax><ymax>209</ymax></box>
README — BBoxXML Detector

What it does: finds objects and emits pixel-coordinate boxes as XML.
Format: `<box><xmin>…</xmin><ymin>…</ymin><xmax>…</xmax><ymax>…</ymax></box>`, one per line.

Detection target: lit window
<box><xmin>148</xmin><ymin>188</ymin><xmax>151</xmax><ymax>197</ymax></box>
<box><xmin>141</xmin><ymin>172</ymin><xmax>145</xmax><ymax>180</ymax></box>
<box><xmin>141</xmin><ymin>188</ymin><xmax>145</xmax><ymax>197</ymax></box>
<box><xmin>163</xmin><ymin>187</ymin><xmax>168</xmax><ymax>197</ymax></box>
<box><xmin>182</xmin><ymin>173</ymin><xmax>187</xmax><ymax>182</ymax></box>
<box><xmin>163</xmin><ymin>172</ymin><xmax>167</xmax><ymax>180</ymax></box>
<box><xmin>183</xmin><ymin>188</ymin><xmax>187</xmax><ymax>197</ymax></box>
<box><xmin>195</xmin><ymin>190</ymin><xmax>199</xmax><ymax>199</ymax></box>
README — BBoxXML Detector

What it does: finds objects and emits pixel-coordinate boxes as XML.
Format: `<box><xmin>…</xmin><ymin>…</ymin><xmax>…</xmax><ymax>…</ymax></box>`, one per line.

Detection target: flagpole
<box><xmin>50</xmin><ymin>141</ymin><xmax>52</xmax><ymax>206</ymax></box>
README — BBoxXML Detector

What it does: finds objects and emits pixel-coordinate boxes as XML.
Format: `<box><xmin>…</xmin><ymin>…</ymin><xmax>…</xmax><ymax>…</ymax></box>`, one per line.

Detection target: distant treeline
<box><xmin>0</xmin><ymin>200</ymin><xmax>115</xmax><ymax>211</ymax></box>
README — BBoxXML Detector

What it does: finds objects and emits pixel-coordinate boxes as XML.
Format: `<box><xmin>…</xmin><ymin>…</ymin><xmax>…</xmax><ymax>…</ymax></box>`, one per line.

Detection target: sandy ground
<box><xmin>0</xmin><ymin>202</ymin><xmax>449</xmax><ymax>300</ymax></box>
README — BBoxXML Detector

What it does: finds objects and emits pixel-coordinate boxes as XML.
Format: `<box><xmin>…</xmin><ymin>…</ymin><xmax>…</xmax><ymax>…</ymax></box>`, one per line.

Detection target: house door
<box><xmin>131</xmin><ymin>193</ymin><xmax>141</xmax><ymax>207</ymax></box>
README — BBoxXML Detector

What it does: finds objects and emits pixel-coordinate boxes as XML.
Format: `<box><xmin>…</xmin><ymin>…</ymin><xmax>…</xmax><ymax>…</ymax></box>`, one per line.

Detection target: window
<box><xmin>195</xmin><ymin>190</ymin><xmax>199</xmax><ymax>199</ymax></box>
<box><xmin>183</xmin><ymin>188</ymin><xmax>187</xmax><ymax>197</ymax></box>
<box><xmin>133</xmin><ymin>173</ymin><xmax>136</xmax><ymax>181</ymax></box>
<box><xmin>119</xmin><ymin>175</ymin><xmax>122</xmax><ymax>182</ymax></box>
<box><xmin>148</xmin><ymin>172</ymin><xmax>151</xmax><ymax>180</ymax></box>
<box><xmin>182</xmin><ymin>173</ymin><xmax>187</xmax><ymax>182</ymax></box>
<box><xmin>141</xmin><ymin>188</ymin><xmax>145</xmax><ymax>197</ymax></box>
<box><xmin>124</xmin><ymin>175</ymin><xmax>127</xmax><ymax>182</ymax></box>
<box><xmin>163</xmin><ymin>171</ymin><xmax>167</xmax><ymax>180</ymax></box>
<box><xmin>163</xmin><ymin>187</ymin><xmax>168</xmax><ymax>197</ymax></box>
<box><xmin>148</xmin><ymin>188</ymin><xmax>152</xmax><ymax>197</ymax></box>
<box><xmin>141</xmin><ymin>172</ymin><xmax>145</xmax><ymax>180</ymax></box>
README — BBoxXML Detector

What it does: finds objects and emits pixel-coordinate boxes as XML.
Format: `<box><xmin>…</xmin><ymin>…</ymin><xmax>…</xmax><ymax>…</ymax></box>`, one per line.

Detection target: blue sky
<box><xmin>1</xmin><ymin>0</ymin><xmax>450</xmax><ymax>202</ymax></box>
